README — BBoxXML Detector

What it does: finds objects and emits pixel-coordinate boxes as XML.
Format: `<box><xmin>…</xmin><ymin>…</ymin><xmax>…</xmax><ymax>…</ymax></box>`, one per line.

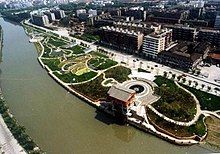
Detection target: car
<box><xmin>133</xmin><ymin>60</ymin><xmax>136</xmax><ymax>62</ymax></box>
<box><xmin>136</xmin><ymin>58</ymin><xmax>139</xmax><ymax>61</ymax></box>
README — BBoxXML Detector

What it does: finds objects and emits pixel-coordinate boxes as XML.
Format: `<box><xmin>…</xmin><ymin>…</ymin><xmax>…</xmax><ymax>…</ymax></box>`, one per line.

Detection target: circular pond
<box><xmin>129</xmin><ymin>85</ymin><xmax>145</xmax><ymax>94</ymax></box>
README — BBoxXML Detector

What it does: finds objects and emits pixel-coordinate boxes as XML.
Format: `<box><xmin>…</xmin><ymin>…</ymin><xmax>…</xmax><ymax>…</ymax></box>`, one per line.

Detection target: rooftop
<box><xmin>108</xmin><ymin>85</ymin><xmax>135</xmax><ymax>102</ymax></box>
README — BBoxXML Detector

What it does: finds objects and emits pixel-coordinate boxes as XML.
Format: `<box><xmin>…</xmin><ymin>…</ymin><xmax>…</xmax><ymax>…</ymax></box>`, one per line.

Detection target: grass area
<box><xmin>75</xmin><ymin>34</ymin><xmax>100</xmax><ymax>43</ymax></box>
<box><xmin>105</xmin><ymin>66</ymin><xmax>131</xmax><ymax>83</ymax></box>
<box><xmin>138</xmin><ymin>68</ymin><xmax>151</xmax><ymax>73</ymax></box>
<box><xmin>103</xmin><ymin>79</ymin><xmax>114</xmax><ymax>85</ymax></box>
<box><xmin>47</xmin><ymin>37</ymin><xmax>67</xmax><ymax>47</ymax></box>
<box><xmin>0</xmin><ymin>96</ymin><xmax>43</xmax><ymax>153</ymax></box>
<box><xmin>205</xmin><ymin>116</ymin><xmax>220</xmax><ymax>149</ymax></box>
<box><xmin>42</xmin><ymin>44</ymin><xmax>52</xmax><ymax>58</ymax></box>
<box><xmin>33</xmin><ymin>42</ymin><xmax>42</xmax><ymax>55</ymax></box>
<box><xmin>41</xmin><ymin>58</ymin><xmax>61</xmax><ymax>71</ymax></box>
<box><xmin>146</xmin><ymin>107</ymin><xmax>206</xmax><ymax>138</ymax></box>
<box><xmin>75</xmin><ymin>67</ymin><xmax>90</xmax><ymax>76</ymax></box>
<box><xmin>64</xmin><ymin>45</ymin><xmax>85</xmax><ymax>55</ymax></box>
<box><xmin>153</xmin><ymin>76</ymin><xmax>197</xmax><ymax>122</ymax></box>
<box><xmin>181</xmin><ymin>84</ymin><xmax>220</xmax><ymax>111</ymax></box>
<box><xmin>90</xmin><ymin>51</ymin><xmax>108</xmax><ymax>58</ymax></box>
<box><xmin>53</xmin><ymin>71</ymin><xmax>97</xmax><ymax>83</ymax></box>
<box><xmin>88</xmin><ymin>57</ymin><xmax>118</xmax><ymax>70</ymax></box>
<box><xmin>72</xmin><ymin>74</ymin><xmax>110</xmax><ymax>101</ymax></box>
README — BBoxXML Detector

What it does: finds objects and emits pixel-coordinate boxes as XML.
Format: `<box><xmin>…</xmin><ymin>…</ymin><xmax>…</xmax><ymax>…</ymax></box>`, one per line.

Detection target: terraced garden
<box><xmin>26</xmin><ymin>27</ymin><xmax>131</xmax><ymax>102</ymax></box>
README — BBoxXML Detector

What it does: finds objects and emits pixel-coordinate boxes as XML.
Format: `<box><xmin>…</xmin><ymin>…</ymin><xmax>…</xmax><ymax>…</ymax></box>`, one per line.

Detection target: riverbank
<box><xmin>22</xmin><ymin>21</ymin><xmax>210</xmax><ymax>147</ymax></box>
<box><xmin>0</xmin><ymin>25</ymin><xmax>3</xmax><ymax>62</ymax></box>
<box><xmin>0</xmin><ymin>25</ymin><xmax>43</xmax><ymax>153</ymax></box>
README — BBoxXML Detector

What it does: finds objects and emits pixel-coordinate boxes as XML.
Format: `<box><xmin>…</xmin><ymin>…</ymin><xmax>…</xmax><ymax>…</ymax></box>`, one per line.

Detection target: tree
<box><xmin>201</xmin><ymin>84</ymin><xmax>205</xmax><ymax>89</ymax></box>
<box><xmin>177</xmin><ymin>76</ymin><xmax>181</xmax><ymax>81</ymax></box>
<box><xmin>188</xmin><ymin>80</ymin><xmax>192</xmax><ymax>86</ymax></box>
<box><xmin>172</xmin><ymin>74</ymin><xmax>176</xmax><ymax>80</ymax></box>
<box><xmin>163</xmin><ymin>71</ymin><xmax>168</xmax><ymax>78</ymax></box>
<box><xmin>182</xmin><ymin>78</ymin><xmax>186</xmax><ymax>83</ymax></box>
<box><xmin>194</xmin><ymin>81</ymin><xmax>198</xmax><ymax>87</ymax></box>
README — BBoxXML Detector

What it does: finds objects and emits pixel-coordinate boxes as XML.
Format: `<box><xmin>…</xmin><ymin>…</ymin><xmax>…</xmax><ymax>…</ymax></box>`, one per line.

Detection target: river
<box><xmin>0</xmin><ymin>18</ymin><xmax>211</xmax><ymax>154</ymax></box>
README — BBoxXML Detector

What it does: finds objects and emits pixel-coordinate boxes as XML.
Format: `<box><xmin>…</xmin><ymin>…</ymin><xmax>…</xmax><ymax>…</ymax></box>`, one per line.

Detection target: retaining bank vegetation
<box><xmin>146</xmin><ymin>108</ymin><xmax>206</xmax><ymax>138</ymax></box>
<box><xmin>0</xmin><ymin>95</ymin><xmax>43</xmax><ymax>153</ymax></box>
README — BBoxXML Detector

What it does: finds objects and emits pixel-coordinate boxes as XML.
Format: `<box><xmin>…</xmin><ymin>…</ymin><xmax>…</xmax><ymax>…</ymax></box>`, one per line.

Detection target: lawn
<box><xmin>71</xmin><ymin>74</ymin><xmax>110</xmax><ymax>101</ymax></box>
<box><xmin>181</xmin><ymin>84</ymin><xmax>220</xmax><ymax>111</ymax></box>
<box><xmin>69</xmin><ymin>45</ymin><xmax>85</xmax><ymax>54</ymax></box>
<box><xmin>88</xmin><ymin>57</ymin><xmax>118</xmax><ymax>70</ymax></box>
<box><xmin>41</xmin><ymin>59</ymin><xmax>61</xmax><ymax>71</ymax></box>
<box><xmin>138</xmin><ymin>68</ymin><xmax>151</xmax><ymax>73</ymax></box>
<box><xmin>47</xmin><ymin>37</ymin><xmax>67</xmax><ymax>47</ymax></box>
<box><xmin>34</xmin><ymin>42</ymin><xmax>43</xmax><ymax>55</ymax></box>
<box><xmin>53</xmin><ymin>71</ymin><xmax>97</xmax><ymax>83</ymax></box>
<box><xmin>105</xmin><ymin>66</ymin><xmax>131</xmax><ymax>83</ymax></box>
<box><xmin>205</xmin><ymin>116</ymin><xmax>220</xmax><ymax>148</ymax></box>
<box><xmin>146</xmin><ymin>107</ymin><xmax>206</xmax><ymax>138</ymax></box>
<box><xmin>90</xmin><ymin>51</ymin><xmax>109</xmax><ymax>58</ymax></box>
<box><xmin>42</xmin><ymin>44</ymin><xmax>52</xmax><ymax>58</ymax></box>
<box><xmin>153</xmin><ymin>76</ymin><xmax>197</xmax><ymax>122</ymax></box>
<box><xmin>75</xmin><ymin>34</ymin><xmax>100</xmax><ymax>42</ymax></box>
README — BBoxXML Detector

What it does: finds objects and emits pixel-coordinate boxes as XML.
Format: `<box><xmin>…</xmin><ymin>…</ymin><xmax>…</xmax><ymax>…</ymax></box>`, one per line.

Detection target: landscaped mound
<box><xmin>88</xmin><ymin>57</ymin><xmax>118</xmax><ymax>70</ymax></box>
<box><xmin>71</xmin><ymin>74</ymin><xmax>110</xmax><ymax>101</ymax></box>
<box><xmin>153</xmin><ymin>76</ymin><xmax>197</xmax><ymax>122</ymax></box>
<box><xmin>104</xmin><ymin>66</ymin><xmax>131</xmax><ymax>83</ymax></box>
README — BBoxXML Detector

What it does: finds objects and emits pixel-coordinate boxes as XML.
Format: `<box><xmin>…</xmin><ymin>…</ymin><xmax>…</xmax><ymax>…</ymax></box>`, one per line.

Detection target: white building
<box><xmin>214</xmin><ymin>15</ymin><xmax>220</xmax><ymax>30</ymax></box>
<box><xmin>142</xmin><ymin>28</ymin><xmax>172</xmax><ymax>59</ymax></box>
<box><xmin>88</xmin><ymin>9</ymin><xmax>97</xmax><ymax>17</ymax></box>
<box><xmin>76</xmin><ymin>9</ymin><xmax>86</xmax><ymax>17</ymax></box>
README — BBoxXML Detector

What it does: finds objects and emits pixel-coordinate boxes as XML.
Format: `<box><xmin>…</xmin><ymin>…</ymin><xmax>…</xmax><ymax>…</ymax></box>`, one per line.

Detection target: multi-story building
<box><xmin>214</xmin><ymin>15</ymin><xmax>220</xmax><ymax>29</ymax></box>
<box><xmin>31</xmin><ymin>14</ymin><xmax>49</xmax><ymax>26</ymax></box>
<box><xmin>43</xmin><ymin>11</ymin><xmax>55</xmax><ymax>23</ymax></box>
<box><xmin>99</xmin><ymin>26</ymin><xmax>144</xmax><ymax>54</ymax></box>
<box><xmin>88</xmin><ymin>9</ymin><xmax>97</xmax><ymax>17</ymax></box>
<box><xmin>113</xmin><ymin>21</ymin><xmax>161</xmax><ymax>35</ymax></box>
<box><xmin>123</xmin><ymin>7</ymin><xmax>147</xmax><ymax>21</ymax></box>
<box><xmin>165</xmin><ymin>24</ymin><xmax>197</xmax><ymax>42</ymax></box>
<box><xmin>142</xmin><ymin>28</ymin><xmax>172</xmax><ymax>59</ymax></box>
<box><xmin>50</xmin><ymin>9</ymin><xmax>65</xmax><ymax>19</ymax></box>
<box><xmin>158</xmin><ymin>41</ymin><xmax>210</xmax><ymax>70</ymax></box>
<box><xmin>197</xmin><ymin>29</ymin><xmax>220</xmax><ymax>47</ymax></box>
<box><xmin>76</xmin><ymin>9</ymin><xmax>86</xmax><ymax>17</ymax></box>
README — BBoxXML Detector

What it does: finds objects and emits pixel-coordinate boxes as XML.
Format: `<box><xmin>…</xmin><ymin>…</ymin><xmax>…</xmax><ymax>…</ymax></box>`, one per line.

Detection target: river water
<box><xmin>0</xmin><ymin>18</ymin><xmax>211</xmax><ymax>154</ymax></box>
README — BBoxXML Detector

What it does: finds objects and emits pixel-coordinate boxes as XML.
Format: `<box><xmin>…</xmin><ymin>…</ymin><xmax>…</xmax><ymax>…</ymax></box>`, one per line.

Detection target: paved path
<box><xmin>202</xmin><ymin>110</ymin><xmax>220</xmax><ymax>119</ymax></box>
<box><xmin>0</xmin><ymin>115</ymin><xmax>26</xmax><ymax>154</ymax></box>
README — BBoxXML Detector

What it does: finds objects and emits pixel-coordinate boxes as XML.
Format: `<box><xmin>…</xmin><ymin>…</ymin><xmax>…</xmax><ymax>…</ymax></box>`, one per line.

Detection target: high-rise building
<box><xmin>197</xmin><ymin>29</ymin><xmax>220</xmax><ymax>47</ymax></box>
<box><xmin>76</xmin><ymin>9</ymin><xmax>86</xmax><ymax>17</ymax></box>
<box><xmin>50</xmin><ymin>9</ymin><xmax>65</xmax><ymax>19</ymax></box>
<box><xmin>31</xmin><ymin>14</ymin><xmax>49</xmax><ymax>26</ymax></box>
<box><xmin>142</xmin><ymin>28</ymin><xmax>172</xmax><ymax>59</ymax></box>
<box><xmin>88</xmin><ymin>9</ymin><xmax>97</xmax><ymax>16</ymax></box>
<box><xmin>214</xmin><ymin>15</ymin><xmax>220</xmax><ymax>29</ymax></box>
<box><xmin>165</xmin><ymin>24</ymin><xmax>197</xmax><ymax>42</ymax></box>
<box><xmin>43</xmin><ymin>11</ymin><xmax>55</xmax><ymax>23</ymax></box>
